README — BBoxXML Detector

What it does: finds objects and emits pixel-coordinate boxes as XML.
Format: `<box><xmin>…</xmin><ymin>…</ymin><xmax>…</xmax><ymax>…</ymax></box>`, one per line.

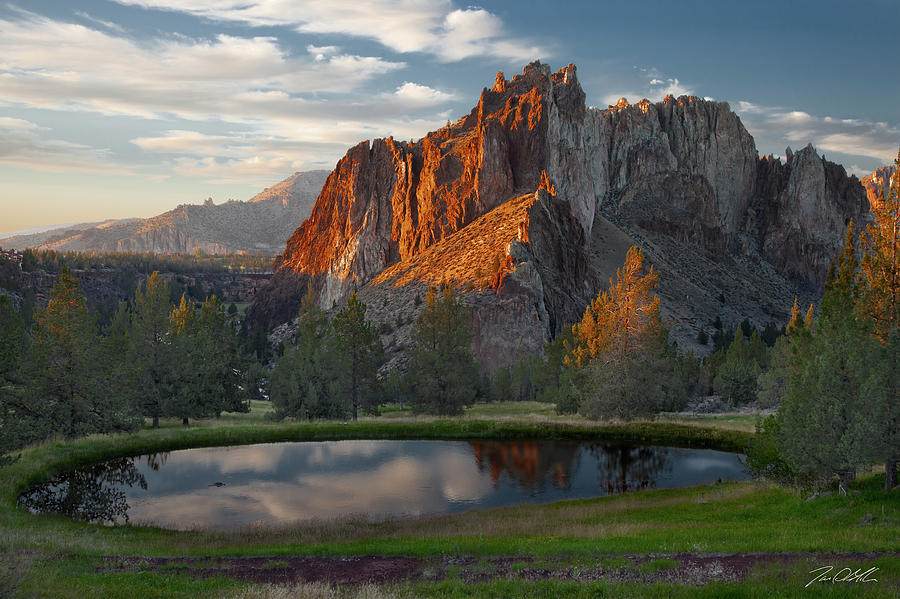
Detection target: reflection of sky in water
<box><xmin>32</xmin><ymin>440</ymin><xmax>749</xmax><ymax>530</ymax></box>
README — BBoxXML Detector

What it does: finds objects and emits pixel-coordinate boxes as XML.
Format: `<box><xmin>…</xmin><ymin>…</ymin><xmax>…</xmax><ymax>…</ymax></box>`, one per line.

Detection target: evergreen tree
<box><xmin>857</xmin><ymin>149</ymin><xmax>900</xmax><ymax>489</ymax></box>
<box><xmin>566</xmin><ymin>247</ymin><xmax>681</xmax><ymax>419</ymax></box>
<box><xmin>129</xmin><ymin>272</ymin><xmax>173</xmax><ymax>427</ymax></box>
<box><xmin>713</xmin><ymin>329</ymin><xmax>761</xmax><ymax>406</ymax></box>
<box><xmin>98</xmin><ymin>300</ymin><xmax>142</xmax><ymax>430</ymax></box>
<box><xmin>0</xmin><ymin>295</ymin><xmax>28</xmax><ymax>385</ymax></box>
<box><xmin>0</xmin><ymin>295</ymin><xmax>29</xmax><ymax>464</ymax></box>
<box><xmin>566</xmin><ymin>247</ymin><xmax>662</xmax><ymax>370</ymax></box>
<box><xmin>333</xmin><ymin>292</ymin><xmax>384</xmax><ymax>420</ymax></box>
<box><xmin>270</xmin><ymin>289</ymin><xmax>348</xmax><ymax>420</ymax></box>
<box><xmin>697</xmin><ymin>329</ymin><xmax>709</xmax><ymax>345</ymax></box>
<box><xmin>756</xmin><ymin>334</ymin><xmax>792</xmax><ymax>408</ymax></box>
<box><xmin>406</xmin><ymin>285</ymin><xmax>478</xmax><ymax>415</ymax></box>
<box><xmin>777</xmin><ymin>223</ymin><xmax>876</xmax><ymax>494</ymax></box>
<box><xmin>25</xmin><ymin>267</ymin><xmax>135</xmax><ymax>438</ymax></box>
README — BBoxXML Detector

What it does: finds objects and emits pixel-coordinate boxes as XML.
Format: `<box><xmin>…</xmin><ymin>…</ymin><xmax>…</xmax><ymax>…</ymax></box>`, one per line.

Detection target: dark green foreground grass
<box><xmin>1</xmin><ymin>403</ymin><xmax>897</xmax><ymax>598</ymax></box>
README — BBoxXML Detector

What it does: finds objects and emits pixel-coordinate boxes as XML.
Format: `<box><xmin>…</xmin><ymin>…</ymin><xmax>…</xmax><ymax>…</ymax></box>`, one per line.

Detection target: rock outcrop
<box><xmin>749</xmin><ymin>146</ymin><xmax>869</xmax><ymax>289</ymax></box>
<box><xmin>861</xmin><ymin>164</ymin><xmax>897</xmax><ymax>209</ymax></box>
<box><xmin>251</xmin><ymin>62</ymin><xmax>870</xmax><ymax>366</ymax></box>
<box><xmin>0</xmin><ymin>170</ymin><xmax>329</xmax><ymax>255</ymax></box>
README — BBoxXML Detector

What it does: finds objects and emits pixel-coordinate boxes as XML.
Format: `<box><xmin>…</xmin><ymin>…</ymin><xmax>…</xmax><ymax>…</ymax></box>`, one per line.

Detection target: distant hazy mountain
<box><xmin>0</xmin><ymin>170</ymin><xmax>330</xmax><ymax>255</ymax></box>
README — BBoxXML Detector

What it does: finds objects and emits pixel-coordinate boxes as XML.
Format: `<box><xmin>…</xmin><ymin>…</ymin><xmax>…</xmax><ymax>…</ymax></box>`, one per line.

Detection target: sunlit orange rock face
<box><xmin>250</xmin><ymin>60</ymin><xmax>870</xmax><ymax>366</ymax></box>
<box><xmin>274</xmin><ymin>62</ymin><xmax>584</xmax><ymax>307</ymax></box>
<box><xmin>861</xmin><ymin>165</ymin><xmax>896</xmax><ymax>210</ymax></box>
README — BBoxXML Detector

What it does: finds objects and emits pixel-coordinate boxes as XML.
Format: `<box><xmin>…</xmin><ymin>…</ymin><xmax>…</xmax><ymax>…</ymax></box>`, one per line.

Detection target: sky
<box><xmin>1</xmin><ymin>0</ymin><xmax>898</xmax><ymax>233</ymax></box>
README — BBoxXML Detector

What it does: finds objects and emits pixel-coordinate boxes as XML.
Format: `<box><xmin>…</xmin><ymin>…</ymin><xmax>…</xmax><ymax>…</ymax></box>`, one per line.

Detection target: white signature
<box><xmin>805</xmin><ymin>565</ymin><xmax>879</xmax><ymax>587</ymax></box>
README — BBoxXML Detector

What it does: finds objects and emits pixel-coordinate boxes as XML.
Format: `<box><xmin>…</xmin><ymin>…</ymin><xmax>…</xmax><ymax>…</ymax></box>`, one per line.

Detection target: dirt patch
<box><xmin>99</xmin><ymin>555</ymin><xmax>421</xmax><ymax>585</ymax></box>
<box><xmin>97</xmin><ymin>552</ymin><xmax>897</xmax><ymax>586</ymax></box>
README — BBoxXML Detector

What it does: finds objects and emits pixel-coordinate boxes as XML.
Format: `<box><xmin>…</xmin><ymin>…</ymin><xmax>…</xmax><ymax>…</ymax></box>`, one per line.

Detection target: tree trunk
<box><xmin>886</xmin><ymin>460</ymin><xmax>898</xmax><ymax>491</ymax></box>
<box><xmin>152</xmin><ymin>415</ymin><xmax>159</xmax><ymax>428</ymax></box>
<box><xmin>838</xmin><ymin>469</ymin><xmax>856</xmax><ymax>495</ymax></box>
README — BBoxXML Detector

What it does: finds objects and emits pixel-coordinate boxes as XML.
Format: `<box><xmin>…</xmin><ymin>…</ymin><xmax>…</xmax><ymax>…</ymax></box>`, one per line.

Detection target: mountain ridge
<box><xmin>0</xmin><ymin>170</ymin><xmax>329</xmax><ymax>255</ymax></box>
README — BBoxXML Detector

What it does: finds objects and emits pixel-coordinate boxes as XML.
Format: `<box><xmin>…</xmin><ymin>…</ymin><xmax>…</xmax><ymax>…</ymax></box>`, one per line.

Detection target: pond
<box><xmin>19</xmin><ymin>440</ymin><xmax>748</xmax><ymax>530</ymax></box>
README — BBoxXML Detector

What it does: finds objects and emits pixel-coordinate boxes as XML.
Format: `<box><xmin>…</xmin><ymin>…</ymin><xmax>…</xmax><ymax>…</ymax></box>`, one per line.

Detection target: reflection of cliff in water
<box><xmin>469</xmin><ymin>441</ymin><xmax>581</xmax><ymax>490</ymax></box>
<box><xmin>585</xmin><ymin>444</ymin><xmax>672</xmax><ymax>494</ymax></box>
<box><xmin>17</xmin><ymin>456</ymin><xmax>154</xmax><ymax>524</ymax></box>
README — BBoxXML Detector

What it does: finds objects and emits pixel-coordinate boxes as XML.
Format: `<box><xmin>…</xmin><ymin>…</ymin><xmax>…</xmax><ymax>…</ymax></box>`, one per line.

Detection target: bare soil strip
<box><xmin>97</xmin><ymin>552</ymin><xmax>897</xmax><ymax>586</ymax></box>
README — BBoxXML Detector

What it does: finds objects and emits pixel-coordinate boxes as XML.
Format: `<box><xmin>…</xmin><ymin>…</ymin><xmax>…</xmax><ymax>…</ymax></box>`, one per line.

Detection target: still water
<box><xmin>19</xmin><ymin>440</ymin><xmax>748</xmax><ymax>530</ymax></box>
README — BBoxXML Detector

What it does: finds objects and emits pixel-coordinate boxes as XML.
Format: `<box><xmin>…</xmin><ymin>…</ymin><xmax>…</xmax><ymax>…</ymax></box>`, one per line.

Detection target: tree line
<box><xmin>1</xmin><ymin>269</ymin><xmax>257</xmax><ymax>463</ymax></box>
<box><xmin>269</xmin><ymin>284</ymin><xmax>481</xmax><ymax>420</ymax></box>
<box><xmin>14</xmin><ymin>248</ymin><xmax>273</xmax><ymax>275</ymax></box>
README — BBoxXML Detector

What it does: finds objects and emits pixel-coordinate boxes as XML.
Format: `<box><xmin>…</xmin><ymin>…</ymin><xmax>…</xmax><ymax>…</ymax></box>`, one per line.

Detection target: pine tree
<box><xmin>406</xmin><ymin>285</ymin><xmax>478</xmax><ymax>415</ymax></box>
<box><xmin>777</xmin><ymin>223</ymin><xmax>876</xmax><ymax>494</ymax></box>
<box><xmin>566</xmin><ymin>247</ymin><xmax>662</xmax><ymax>370</ymax></box>
<box><xmin>0</xmin><ymin>295</ymin><xmax>30</xmax><ymax>464</ymax></box>
<box><xmin>25</xmin><ymin>267</ymin><xmax>131</xmax><ymax>438</ymax></box>
<box><xmin>129</xmin><ymin>272</ymin><xmax>173</xmax><ymax>428</ymax></box>
<box><xmin>713</xmin><ymin>329</ymin><xmax>760</xmax><ymax>406</ymax></box>
<box><xmin>270</xmin><ymin>288</ymin><xmax>348</xmax><ymax>420</ymax></box>
<box><xmin>333</xmin><ymin>292</ymin><xmax>383</xmax><ymax>420</ymax></box>
<box><xmin>0</xmin><ymin>295</ymin><xmax>27</xmax><ymax>385</ymax></box>
<box><xmin>566</xmin><ymin>247</ymin><xmax>680</xmax><ymax>419</ymax></box>
<box><xmin>857</xmin><ymin>149</ymin><xmax>900</xmax><ymax>489</ymax></box>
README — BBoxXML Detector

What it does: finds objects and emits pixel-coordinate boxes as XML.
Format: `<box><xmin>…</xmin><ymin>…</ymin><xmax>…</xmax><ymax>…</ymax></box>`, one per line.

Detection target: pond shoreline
<box><xmin>4</xmin><ymin>418</ymin><xmax>752</xmax><ymax>504</ymax></box>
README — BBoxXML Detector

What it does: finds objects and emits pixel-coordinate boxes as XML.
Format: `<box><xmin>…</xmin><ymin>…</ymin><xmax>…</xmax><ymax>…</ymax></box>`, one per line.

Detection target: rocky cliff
<box><xmin>252</xmin><ymin>61</ymin><xmax>870</xmax><ymax>366</ymax></box>
<box><xmin>0</xmin><ymin>170</ymin><xmax>329</xmax><ymax>255</ymax></box>
<box><xmin>861</xmin><ymin>164</ymin><xmax>897</xmax><ymax>209</ymax></box>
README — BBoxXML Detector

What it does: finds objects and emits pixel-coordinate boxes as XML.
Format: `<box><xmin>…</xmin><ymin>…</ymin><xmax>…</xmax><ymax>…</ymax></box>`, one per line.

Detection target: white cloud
<box><xmin>74</xmin><ymin>11</ymin><xmax>126</xmax><ymax>33</ymax></box>
<box><xmin>648</xmin><ymin>76</ymin><xmax>693</xmax><ymax>99</ymax></box>
<box><xmin>601</xmin><ymin>70</ymin><xmax>697</xmax><ymax>107</ymax></box>
<box><xmin>112</xmin><ymin>0</ymin><xmax>542</xmax><ymax>62</ymax></box>
<box><xmin>171</xmin><ymin>155</ymin><xmax>305</xmax><ymax>184</ymax></box>
<box><xmin>735</xmin><ymin>102</ymin><xmax>900</xmax><ymax>163</ymax></box>
<box><xmin>0</xmin><ymin>118</ymin><xmax>121</xmax><ymax>173</ymax></box>
<box><xmin>0</xmin><ymin>117</ymin><xmax>40</xmax><ymax>131</ymax></box>
<box><xmin>391</xmin><ymin>82</ymin><xmax>457</xmax><ymax>105</ymax></box>
<box><xmin>0</xmin><ymin>11</ymin><xmax>405</xmax><ymax>121</ymax></box>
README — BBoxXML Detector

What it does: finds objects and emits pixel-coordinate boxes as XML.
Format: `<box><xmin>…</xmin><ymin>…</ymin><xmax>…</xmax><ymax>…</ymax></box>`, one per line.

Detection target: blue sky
<box><xmin>1</xmin><ymin>0</ymin><xmax>898</xmax><ymax>232</ymax></box>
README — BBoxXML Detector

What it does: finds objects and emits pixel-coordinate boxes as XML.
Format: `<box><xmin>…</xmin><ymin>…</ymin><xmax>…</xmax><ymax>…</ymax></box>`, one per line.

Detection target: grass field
<box><xmin>1</xmin><ymin>401</ymin><xmax>897</xmax><ymax>598</ymax></box>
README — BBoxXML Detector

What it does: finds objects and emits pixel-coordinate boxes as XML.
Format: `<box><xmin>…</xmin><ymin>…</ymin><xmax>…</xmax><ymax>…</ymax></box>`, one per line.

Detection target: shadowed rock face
<box><xmin>251</xmin><ymin>61</ymin><xmax>870</xmax><ymax>367</ymax></box>
<box><xmin>750</xmin><ymin>145</ymin><xmax>870</xmax><ymax>289</ymax></box>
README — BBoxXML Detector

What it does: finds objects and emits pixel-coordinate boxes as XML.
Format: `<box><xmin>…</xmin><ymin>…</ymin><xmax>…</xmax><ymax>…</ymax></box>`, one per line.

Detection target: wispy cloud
<box><xmin>0</xmin><ymin>118</ymin><xmax>122</xmax><ymax>173</ymax></box>
<box><xmin>735</xmin><ymin>101</ymin><xmax>900</xmax><ymax>164</ymax></box>
<box><xmin>111</xmin><ymin>0</ymin><xmax>543</xmax><ymax>62</ymax></box>
<box><xmin>74</xmin><ymin>10</ymin><xmax>126</xmax><ymax>33</ymax></box>
<box><xmin>0</xmin><ymin>10</ymin><xmax>406</xmax><ymax>121</ymax></box>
